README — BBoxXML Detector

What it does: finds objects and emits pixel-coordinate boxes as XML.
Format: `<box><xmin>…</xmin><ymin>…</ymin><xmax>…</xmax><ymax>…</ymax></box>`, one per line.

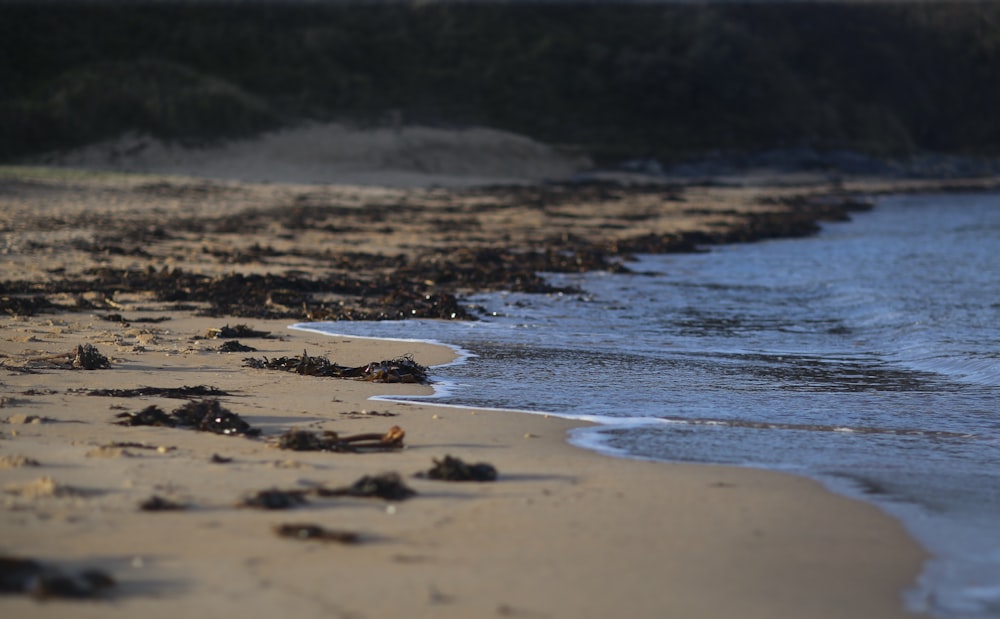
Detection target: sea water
<box><xmin>295</xmin><ymin>192</ymin><xmax>1000</xmax><ymax>619</ymax></box>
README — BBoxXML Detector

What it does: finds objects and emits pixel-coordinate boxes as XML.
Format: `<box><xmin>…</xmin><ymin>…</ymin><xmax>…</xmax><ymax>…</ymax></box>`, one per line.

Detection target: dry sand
<box><xmin>0</xmin><ymin>126</ymin><xmax>956</xmax><ymax>617</ymax></box>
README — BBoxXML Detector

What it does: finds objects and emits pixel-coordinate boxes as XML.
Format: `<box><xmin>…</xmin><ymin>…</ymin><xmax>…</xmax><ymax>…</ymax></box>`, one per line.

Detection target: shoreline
<box><xmin>0</xmin><ymin>162</ymin><xmax>961</xmax><ymax>616</ymax></box>
<box><xmin>1</xmin><ymin>312</ymin><xmax>926</xmax><ymax>618</ymax></box>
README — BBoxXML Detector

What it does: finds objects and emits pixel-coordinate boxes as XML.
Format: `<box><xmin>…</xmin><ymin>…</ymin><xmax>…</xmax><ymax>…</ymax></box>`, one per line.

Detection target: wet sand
<box><xmin>3</xmin><ymin>142</ymin><xmax>980</xmax><ymax>617</ymax></box>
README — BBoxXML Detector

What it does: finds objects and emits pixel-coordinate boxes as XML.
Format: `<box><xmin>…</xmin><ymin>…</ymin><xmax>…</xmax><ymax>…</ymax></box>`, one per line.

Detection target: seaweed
<box><xmin>102</xmin><ymin>441</ymin><xmax>175</xmax><ymax>452</ymax></box>
<box><xmin>206</xmin><ymin>324</ymin><xmax>273</xmax><ymax>339</ymax></box>
<box><xmin>85</xmin><ymin>385</ymin><xmax>227</xmax><ymax>398</ymax></box>
<box><xmin>0</xmin><ymin>556</ymin><xmax>114</xmax><ymax>599</ymax></box>
<box><xmin>238</xmin><ymin>489</ymin><xmax>309</xmax><ymax>510</ymax></box>
<box><xmin>339</xmin><ymin>410</ymin><xmax>398</xmax><ymax>418</ymax></box>
<box><xmin>72</xmin><ymin>344</ymin><xmax>110</xmax><ymax>370</ymax></box>
<box><xmin>274</xmin><ymin>426</ymin><xmax>405</xmax><ymax>453</ymax></box>
<box><xmin>114</xmin><ymin>399</ymin><xmax>260</xmax><ymax>437</ymax></box>
<box><xmin>217</xmin><ymin>340</ymin><xmax>256</xmax><ymax>352</ymax></box>
<box><xmin>172</xmin><ymin>400</ymin><xmax>253</xmax><ymax>435</ymax></box>
<box><xmin>1</xmin><ymin>173</ymin><xmax>922</xmax><ymax>326</ymax></box>
<box><xmin>23</xmin><ymin>345</ymin><xmax>110</xmax><ymax>370</ymax></box>
<box><xmin>315</xmin><ymin>472</ymin><xmax>416</xmax><ymax>501</ymax></box>
<box><xmin>139</xmin><ymin>495</ymin><xmax>186</xmax><ymax>511</ymax></box>
<box><xmin>100</xmin><ymin>313</ymin><xmax>171</xmax><ymax>324</ymax></box>
<box><xmin>273</xmin><ymin>523</ymin><xmax>360</xmax><ymax>544</ymax></box>
<box><xmin>244</xmin><ymin>352</ymin><xmax>428</xmax><ymax>383</ymax></box>
<box><xmin>114</xmin><ymin>405</ymin><xmax>174</xmax><ymax>427</ymax></box>
<box><xmin>419</xmin><ymin>455</ymin><xmax>498</xmax><ymax>482</ymax></box>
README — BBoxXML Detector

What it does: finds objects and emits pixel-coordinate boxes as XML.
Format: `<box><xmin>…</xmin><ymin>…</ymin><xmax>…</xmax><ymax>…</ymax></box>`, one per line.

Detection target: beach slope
<box><xmin>0</xmin><ymin>155</ymin><xmax>939</xmax><ymax>618</ymax></box>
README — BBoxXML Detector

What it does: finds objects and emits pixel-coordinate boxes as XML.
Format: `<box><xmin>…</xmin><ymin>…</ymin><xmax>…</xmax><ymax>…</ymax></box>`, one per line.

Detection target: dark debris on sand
<box><xmin>100</xmin><ymin>313</ymin><xmax>171</xmax><ymax>324</ymax></box>
<box><xmin>22</xmin><ymin>344</ymin><xmax>111</xmax><ymax>370</ymax></box>
<box><xmin>72</xmin><ymin>344</ymin><xmax>110</xmax><ymax>369</ymax></box>
<box><xmin>419</xmin><ymin>455</ymin><xmax>499</xmax><ymax>482</ymax></box>
<box><xmin>244</xmin><ymin>352</ymin><xmax>428</xmax><ymax>383</ymax></box>
<box><xmin>0</xmin><ymin>187</ymin><xmax>889</xmax><ymax>322</ymax></box>
<box><xmin>238</xmin><ymin>488</ymin><xmax>309</xmax><ymax>510</ymax></box>
<box><xmin>139</xmin><ymin>495</ymin><xmax>187</xmax><ymax>511</ymax></box>
<box><xmin>84</xmin><ymin>385</ymin><xmax>228</xmax><ymax>398</ymax></box>
<box><xmin>273</xmin><ymin>523</ymin><xmax>360</xmax><ymax>544</ymax></box>
<box><xmin>114</xmin><ymin>399</ymin><xmax>260</xmax><ymax>437</ymax></box>
<box><xmin>274</xmin><ymin>426</ymin><xmax>405</xmax><ymax>453</ymax></box>
<box><xmin>217</xmin><ymin>340</ymin><xmax>257</xmax><ymax>352</ymax></box>
<box><xmin>206</xmin><ymin>324</ymin><xmax>274</xmax><ymax>339</ymax></box>
<box><xmin>0</xmin><ymin>556</ymin><xmax>115</xmax><ymax>600</ymax></box>
<box><xmin>315</xmin><ymin>472</ymin><xmax>416</xmax><ymax>501</ymax></box>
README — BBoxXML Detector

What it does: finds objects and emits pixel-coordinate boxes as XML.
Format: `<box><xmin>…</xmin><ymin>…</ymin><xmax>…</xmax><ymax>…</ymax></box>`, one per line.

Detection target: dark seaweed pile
<box><xmin>0</xmin><ymin>183</ymin><xmax>877</xmax><ymax>324</ymax></box>
<box><xmin>239</xmin><ymin>489</ymin><xmax>309</xmax><ymax>510</ymax></box>
<box><xmin>420</xmin><ymin>455</ymin><xmax>498</xmax><ymax>482</ymax></box>
<box><xmin>315</xmin><ymin>473</ymin><xmax>416</xmax><ymax>502</ymax></box>
<box><xmin>238</xmin><ymin>472</ymin><xmax>416</xmax><ymax>508</ymax></box>
<box><xmin>114</xmin><ymin>400</ymin><xmax>260</xmax><ymax>437</ymax></box>
<box><xmin>85</xmin><ymin>385</ymin><xmax>228</xmax><ymax>398</ymax></box>
<box><xmin>139</xmin><ymin>495</ymin><xmax>186</xmax><ymax>512</ymax></box>
<box><xmin>206</xmin><ymin>324</ymin><xmax>273</xmax><ymax>339</ymax></box>
<box><xmin>0</xmin><ymin>556</ymin><xmax>114</xmax><ymax>600</ymax></box>
<box><xmin>244</xmin><ymin>353</ymin><xmax>428</xmax><ymax>384</ymax></box>
<box><xmin>71</xmin><ymin>344</ymin><xmax>110</xmax><ymax>370</ymax></box>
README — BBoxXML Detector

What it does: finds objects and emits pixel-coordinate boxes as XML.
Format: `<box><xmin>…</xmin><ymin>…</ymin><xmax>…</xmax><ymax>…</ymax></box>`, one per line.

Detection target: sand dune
<box><xmin>34</xmin><ymin>123</ymin><xmax>591</xmax><ymax>187</ymax></box>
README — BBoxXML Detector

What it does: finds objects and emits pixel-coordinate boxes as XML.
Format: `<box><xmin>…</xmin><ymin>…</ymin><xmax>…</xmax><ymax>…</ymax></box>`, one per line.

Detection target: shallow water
<box><xmin>296</xmin><ymin>192</ymin><xmax>1000</xmax><ymax>619</ymax></box>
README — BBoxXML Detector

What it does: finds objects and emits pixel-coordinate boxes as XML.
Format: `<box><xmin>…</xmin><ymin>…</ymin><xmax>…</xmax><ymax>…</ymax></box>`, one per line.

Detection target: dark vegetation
<box><xmin>2</xmin><ymin>2</ymin><xmax>999</xmax><ymax>164</ymax></box>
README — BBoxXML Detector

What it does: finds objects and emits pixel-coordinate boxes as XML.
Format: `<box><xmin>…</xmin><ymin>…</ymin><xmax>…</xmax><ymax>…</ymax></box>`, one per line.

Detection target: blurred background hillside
<box><xmin>2</xmin><ymin>2</ymin><xmax>999</xmax><ymax>172</ymax></box>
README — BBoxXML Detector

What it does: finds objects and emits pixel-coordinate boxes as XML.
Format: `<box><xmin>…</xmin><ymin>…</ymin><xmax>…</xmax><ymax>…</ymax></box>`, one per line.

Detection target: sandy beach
<box><xmin>5</xmin><ymin>126</ymin><xmax>983</xmax><ymax>617</ymax></box>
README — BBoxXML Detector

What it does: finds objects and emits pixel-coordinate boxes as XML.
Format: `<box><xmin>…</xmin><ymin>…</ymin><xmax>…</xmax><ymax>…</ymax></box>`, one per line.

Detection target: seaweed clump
<box><xmin>85</xmin><ymin>385</ymin><xmax>227</xmax><ymax>398</ymax></box>
<box><xmin>0</xmin><ymin>556</ymin><xmax>114</xmax><ymax>599</ymax></box>
<box><xmin>420</xmin><ymin>455</ymin><xmax>498</xmax><ymax>482</ymax></box>
<box><xmin>238</xmin><ymin>489</ymin><xmax>309</xmax><ymax>510</ymax></box>
<box><xmin>139</xmin><ymin>495</ymin><xmax>186</xmax><ymax>511</ymax></box>
<box><xmin>206</xmin><ymin>324</ymin><xmax>273</xmax><ymax>339</ymax></box>
<box><xmin>218</xmin><ymin>340</ymin><xmax>256</xmax><ymax>352</ymax></box>
<box><xmin>244</xmin><ymin>352</ymin><xmax>428</xmax><ymax>383</ymax></box>
<box><xmin>72</xmin><ymin>344</ymin><xmax>110</xmax><ymax>369</ymax></box>
<box><xmin>114</xmin><ymin>400</ymin><xmax>260</xmax><ymax>437</ymax></box>
<box><xmin>20</xmin><ymin>345</ymin><xmax>111</xmax><ymax>370</ymax></box>
<box><xmin>315</xmin><ymin>472</ymin><xmax>416</xmax><ymax>501</ymax></box>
